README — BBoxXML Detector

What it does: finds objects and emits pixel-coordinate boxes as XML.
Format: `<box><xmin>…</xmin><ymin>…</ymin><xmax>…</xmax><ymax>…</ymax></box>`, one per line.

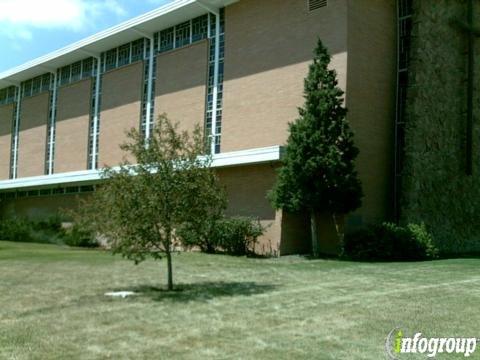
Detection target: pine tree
<box><xmin>269</xmin><ymin>39</ymin><xmax>363</xmax><ymax>257</ymax></box>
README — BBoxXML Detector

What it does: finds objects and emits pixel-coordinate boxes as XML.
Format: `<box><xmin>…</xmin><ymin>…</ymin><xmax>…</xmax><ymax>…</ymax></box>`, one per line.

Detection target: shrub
<box><xmin>178</xmin><ymin>216</ymin><xmax>265</xmax><ymax>256</ymax></box>
<box><xmin>0</xmin><ymin>217</ymin><xmax>65</xmax><ymax>244</ymax></box>
<box><xmin>0</xmin><ymin>219</ymin><xmax>34</xmax><ymax>243</ymax></box>
<box><xmin>0</xmin><ymin>217</ymin><xmax>98</xmax><ymax>248</ymax></box>
<box><xmin>177</xmin><ymin>218</ymin><xmax>217</xmax><ymax>253</ymax></box>
<box><xmin>212</xmin><ymin>217</ymin><xmax>265</xmax><ymax>256</ymax></box>
<box><xmin>407</xmin><ymin>223</ymin><xmax>439</xmax><ymax>259</ymax></box>
<box><xmin>342</xmin><ymin>222</ymin><xmax>438</xmax><ymax>261</ymax></box>
<box><xmin>35</xmin><ymin>215</ymin><xmax>63</xmax><ymax>233</ymax></box>
<box><xmin>63</xmin><ymin>224</ymin><xmax>98</xmax><ymax>248</ymax></box>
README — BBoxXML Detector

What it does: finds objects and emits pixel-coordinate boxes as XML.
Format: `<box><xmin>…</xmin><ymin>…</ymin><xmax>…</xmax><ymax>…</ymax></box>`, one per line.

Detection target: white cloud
<box><xmin>0</xmin><ymin>0</ymin><xmax>127</xmax><ymax>41</ymax></box>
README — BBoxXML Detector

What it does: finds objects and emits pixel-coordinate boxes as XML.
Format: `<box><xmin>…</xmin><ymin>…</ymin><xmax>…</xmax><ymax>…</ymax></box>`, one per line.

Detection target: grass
<box><xmin>1</xmin><ymin>241</ymin><xmax>480</xmax><ymax>359</ymax></box>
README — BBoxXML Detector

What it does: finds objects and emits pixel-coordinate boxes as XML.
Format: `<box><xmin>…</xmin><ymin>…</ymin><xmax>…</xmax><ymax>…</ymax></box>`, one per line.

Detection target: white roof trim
<box><xmin>0</xmin><ymin>146</ymin><xmax>283</xmax><ymax>191</ymax></box>
<box><xmin>0</xmin><ymin>0</ymin><xmax>238</xmax><ymax>88</ymax></box>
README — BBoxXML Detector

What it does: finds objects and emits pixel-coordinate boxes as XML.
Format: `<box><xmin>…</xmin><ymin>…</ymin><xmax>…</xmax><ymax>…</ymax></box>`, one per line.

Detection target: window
<box><xmin>205</xmin><ymin>8</ymin><xmax>226</xmax><ymax>154</ymax></box>
<box><xmin>399</xmin><ymin>0</ymin><xmax>413</xmax><ymax>18</ymax></box>
<box><xmin>22</xmin><ymin>80</ymin><xmax>32</xmax><ymax>97</ymax></box>
<box><xmin>31</xmin><ymin>76</ymin><xmax>41</xmax><ymax>94</ymax></box>
<box><xmin>0</xmin><ymin>192</ymin><xmax>16</xmax><ymax>200</ymax></box>
<box><xmin>57</xmin><ymin>58</ymin><xmax>95</xmax><ymax>87</ymax></box>
<box><xmin>66</xmin><ymin>186</ymin><xmax>79</xmax><ymax>194</ymax></box>
<box><xmin>9</xmin><ymin>93</ymin><xmax>19</xmax><ymax>179</ymax></box>
<box><xmin>60</xmin><ymin>66</ymin><xmax>71</xmax><ymax>86</ymax></box>
<box><xmin>118</xmin><ymin>44</ymin><xmax>131</xmax><ymax>66</ymax></box>
<box><xmin>87</xmin><ymin>68</ymin><xmax>102</xmax><ymax>170</ymax></box>
<box><xmin>140</xmin><ymin>55</ymin><xmax>156</xmax><ymax>138</ymax></box>
<box><xmin>308</xmin><ymin>0</ymin><xmax>327</xmax><ymax>11</ymax></box>
<box><xmin>155</xmin><ymin>15</ymin><xmax>208</xmax><ymax>55</ymax></box>
<box><xmin>159</xmin><ymin>27</ymin><xmax>174</xmax><ymax>53</ymax></box>
<box><xmin>6</xmin><ymin>87</ymin><xmax>16</xmax><ymax>103</ymax></box>
<box><xmin>0</xmin><ymin>185</ymin><xmax>95</xmax><ymax>200</ymax></box>
<box><xmin>154</xmin><ymin>32</ymin><xmax>160</xmax><ymax>53</ymax></box>
<box><xmin>0</xmin><ymin>89</ymin><xmax>6</xmax><ymax>103</ymax></box>
<box><xmin>80</xmin><ymin>185</ymin><xmax>95</xmax><ymax>193</ymax></box>
<box><xmin>71</xmin><ymin>61</ymin><xmax>82</xmax><ymax>82</ymax></box>
<box><xmin>131</xmin><ymin>39</ymin><xmax>144</xmax><ymax>62</ymax></box>
<box><xmin>105</xmin><ymin>49</ymin><xmax>117</xmax><ymax>71</ymax></box>
<box><xmin>40</xmin><ymin>189</ymin><xmax>52</xmax><ymax>196</ymax></box>
<box><xmin>82</xmin><ymin>58</ymin><xmax>94</xmax><ymax>77</ymax></box>
<box><xmin>192</xmin><ymin>15</ymin><xmax>208</xmax><ymax>42</ymax></box>
<box><xmin>41</xmin><ymin>74</ymin><xmax>51</xmax><ymax>92</ymax></box>
<box><xmin>175</xmin><ymin>21</ymin><xmax>191</xmax><ymax>48</ymax></box>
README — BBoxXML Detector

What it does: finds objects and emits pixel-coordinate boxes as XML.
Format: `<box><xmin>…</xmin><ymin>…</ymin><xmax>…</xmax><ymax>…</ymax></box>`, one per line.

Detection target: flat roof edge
<box><xmin>0</xmin><ymin>146</ymin><xmax>282</xmax><ymax>191</ymax></box>
<box><xmin>0</xmin><ymin>0</ymin><xmax>199</xmax><ymax>83</ymax></box>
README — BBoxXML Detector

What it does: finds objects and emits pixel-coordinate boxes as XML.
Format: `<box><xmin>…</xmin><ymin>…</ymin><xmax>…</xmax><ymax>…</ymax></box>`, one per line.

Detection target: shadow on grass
<box><xmin>113</xmin><ymin>281</ymin><xmax>278</xmax><ymax>302</ymax></box>
<box><xmin>438</xmin><ymin>253</ymin><xmax>480</xmax><ymax>260</ymax></box>
<box><xmin>301</xmin><ymin>254</ymin><xmax>339</xmax><ymax>261</ymax></box>
<box><xmin>297</xmin><ymin>254</ymin><xmax>444</xmax><ymax>264</ymax></box>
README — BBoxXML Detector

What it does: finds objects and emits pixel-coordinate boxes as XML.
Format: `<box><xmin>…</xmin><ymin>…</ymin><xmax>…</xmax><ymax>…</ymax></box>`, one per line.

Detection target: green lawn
<box><xmin>1</xmin><ymin>241</ymin><xmax>480</xmax><ymax>359</ymax></box>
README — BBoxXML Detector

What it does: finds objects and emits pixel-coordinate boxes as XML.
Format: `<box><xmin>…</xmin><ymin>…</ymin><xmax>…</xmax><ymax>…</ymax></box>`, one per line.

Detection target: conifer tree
<box><xmin>269</xmin><ymin>39</ymin><xmax>363</xmax><ymax>257</ymax></box>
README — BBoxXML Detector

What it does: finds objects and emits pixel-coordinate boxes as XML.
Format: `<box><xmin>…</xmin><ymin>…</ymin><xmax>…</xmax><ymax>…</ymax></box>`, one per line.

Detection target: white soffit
<box><xmin>0</xmin><ymin>0</ymin><xmax>238</xmax><ymax>88</ymax></box>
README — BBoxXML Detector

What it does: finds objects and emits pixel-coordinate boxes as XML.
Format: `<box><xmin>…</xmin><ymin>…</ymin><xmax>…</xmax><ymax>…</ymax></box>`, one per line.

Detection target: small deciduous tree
<box><xmin>269</xmin><ymin>39</ymin><xmax>363</xmax><ymax>257</ymax></box>
<box><xmin>177</xmin><ymin>162</ymin><xmax>227</xmax><ymax>254</ymax></box>
<box><xmin>77</xmin><ymin>115</ymin><xmax>226</xmax><ymax>290</ymax></box>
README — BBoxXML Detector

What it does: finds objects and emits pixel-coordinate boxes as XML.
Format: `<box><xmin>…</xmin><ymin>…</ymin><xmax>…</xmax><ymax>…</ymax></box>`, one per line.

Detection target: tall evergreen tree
<box><xmin>269</xmin><ymin>39</ymin><xmax>363</xmax><ymax>257</ymax></box>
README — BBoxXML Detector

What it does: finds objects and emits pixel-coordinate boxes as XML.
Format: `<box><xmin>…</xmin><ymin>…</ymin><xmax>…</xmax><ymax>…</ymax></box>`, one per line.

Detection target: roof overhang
<box><xmin>0</xmin><ymin>0</ymin><xmax>238</xmax><ymax>88</ymax></box>
<box><xmin>0</xmin><ymin>146</ymin><xmax>283</xmax><ymax>191</ymax></box>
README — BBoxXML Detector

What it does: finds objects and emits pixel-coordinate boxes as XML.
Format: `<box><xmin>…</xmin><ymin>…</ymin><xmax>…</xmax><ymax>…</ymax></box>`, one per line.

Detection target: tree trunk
<box><xmin>166</xmin><ymin>250</ymin><xmax>173</xmax><ymax>291</ymax></box>
<box><xmin>165</xmin><ymin>231</ymin><xmax>173</xmax><ymax>291</ymax></box>
<box><xmin>333</xmin><ymin>213</ymin><xmax>344</xmax><ymax>247</ymax></box>
<box><xmin>310</xmin><ymin>210</ymin><xmax>319</xmax><ymax>258</ymax></box>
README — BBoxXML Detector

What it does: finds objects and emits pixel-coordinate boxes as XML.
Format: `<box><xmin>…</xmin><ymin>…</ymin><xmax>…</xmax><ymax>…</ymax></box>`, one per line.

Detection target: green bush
<box><xmin>342</xmin><ymin>222</ymin><xmax>438</xmax><ymax>261</ymax></box>
<box><xmin>0</xmin><ymin>217</ymin><xmax>98</xmax><ymax>248</ymax></box>
<box><xmin>35</xmin><ymin>215</ymin><xmax>63</xmax><ymax>233</ymax></box>
<box><xmin>177</xmin><ymin>218</ymin><xmax>217</xmax><ymax>254</ymax></box>
<box><xmin>212</xmin><ymin>217</ymin><xmax>265</xmax><ymax>256</ymax></box>
<box><xmin>0</xmin><ymin>217</ymin><xmax>65</xmax><ymax>244</ymax></box>
<box><xmin>63</xmin><ymin>224</ymin><xmax>98</xmax><ymax>248</ymax></box>
<box><xmin>179</xmin><ymin>217</ymin><xmax>265</xmax><ymax>256</ymax></box>
<box><xmin>0</xmin><ymin>219</ymin><xmax>34</xmax><ymax>243</ymax></box>
<box><xmin>407</xmin><ymin>223</ymin><xmax>439</xmax><ymax>259</ymax></box>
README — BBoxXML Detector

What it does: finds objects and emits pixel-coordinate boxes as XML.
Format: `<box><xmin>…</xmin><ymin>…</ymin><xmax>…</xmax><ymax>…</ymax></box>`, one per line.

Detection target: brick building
<box><xmin>0</xmin><ymin>0</ymin><xmax>396</xmax><ymax>255</ymax></box>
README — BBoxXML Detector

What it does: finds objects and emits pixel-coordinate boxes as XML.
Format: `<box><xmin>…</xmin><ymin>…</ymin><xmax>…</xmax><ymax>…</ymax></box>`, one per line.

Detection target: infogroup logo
<box><xmin>385</xmin><ymin>328</ymin><xmax>477</xmax><ymax>359</ymax></box>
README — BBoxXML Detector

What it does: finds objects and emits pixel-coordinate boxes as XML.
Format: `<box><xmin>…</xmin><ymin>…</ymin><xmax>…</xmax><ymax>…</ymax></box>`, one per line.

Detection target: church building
<box><xmin>0</xmin><ymin>0</ymin><xmax>402</xmax><ymax>255</ymax></box>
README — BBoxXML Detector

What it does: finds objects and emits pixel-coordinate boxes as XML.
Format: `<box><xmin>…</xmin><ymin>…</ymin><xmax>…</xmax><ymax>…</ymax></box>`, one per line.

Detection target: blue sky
<box><xmin>0</xmin><ymin>0</ymin><xmax>174</xmax><ymax>73</ymax></box>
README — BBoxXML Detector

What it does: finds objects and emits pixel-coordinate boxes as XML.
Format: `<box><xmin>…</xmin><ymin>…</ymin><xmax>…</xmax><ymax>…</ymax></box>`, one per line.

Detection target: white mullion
<box><xmin>145</xmin><ymin>37</ymin><xmax>154</xmax><ymax>141</ymax></box>
<box><xmin>129</xmin><ymin>42</ymin><xmax>133</xmax><ymax>64</ymax></box>
<box><xmin>91</xmin><ymin>57</ymin><xmax>101</xmax><ymax>170</ymax></box>
<box><xmin>143</xmin><ymin>38</ymin><xmax>147</xmax><ymax>60</ymax></box>
<box><xmin>115</xmin><ymin>47</ymin><xmax>119</xmax><ymax>68</ymax></box>
<box><xmin>12</xmin><ymin>86</ymin><xmax>21</xmax><ymax>179</ymax></box>
<box><xmin>207</xmin><ymin>13</ymin><xmax>211</xmax><ymax>38</ymax></box>
<box><xmin>211</xmin><ymin>12</ymin><xmax>220</xmax><ymax>154</ymax></box>
<box><xmin>190</xmin><ymin>19</ymin><xmax>193</xmax><ymax>44</ymax></box>
<box><xmin>48</xmin><ymin>71</ymin><xmax>58</xmax><ymax>175</ymax></box>
<box><xmin>173</xmin><ymin>26</ymin><xmax>177</xmax><ymax>49</ymax></box>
